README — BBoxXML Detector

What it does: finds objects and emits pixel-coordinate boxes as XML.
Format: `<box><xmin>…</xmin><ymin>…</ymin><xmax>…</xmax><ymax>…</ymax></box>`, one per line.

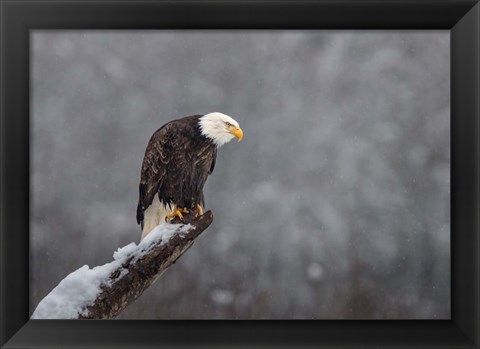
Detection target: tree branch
<box><xmin>32</xmin><ymin>209</ymin><xmax>213</xmax><ymax>320</ymax></box>
<box><xmin>82</xmin><ymin>209</ymin><xmax>213</xmax><ymax>319</ymax></box>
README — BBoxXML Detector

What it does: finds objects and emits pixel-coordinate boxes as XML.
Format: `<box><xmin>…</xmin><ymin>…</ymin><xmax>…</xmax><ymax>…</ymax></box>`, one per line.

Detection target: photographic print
<box><xmin>30</xmin><ymin>30</ymin><xmax>450</xmax><ymax>320</ymax></box>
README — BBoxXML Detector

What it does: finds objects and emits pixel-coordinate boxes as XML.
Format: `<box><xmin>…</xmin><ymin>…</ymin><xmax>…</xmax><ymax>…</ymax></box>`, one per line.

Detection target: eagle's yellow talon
<box><xmin>165</xmin><ymin>207</ymin><xmax>187</xmax><ymax>221</ymax></box>
<box><xmin>196</xmin><ymin>204</ymin><xmax>203</xmax><ymax>216</ymax></box>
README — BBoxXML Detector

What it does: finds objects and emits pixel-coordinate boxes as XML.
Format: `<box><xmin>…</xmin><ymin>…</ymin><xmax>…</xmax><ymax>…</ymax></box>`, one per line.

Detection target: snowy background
<box><xmin>31</xmin><ymin>31</ymin><xmax>450</xmax><ymax>319</ymax></box>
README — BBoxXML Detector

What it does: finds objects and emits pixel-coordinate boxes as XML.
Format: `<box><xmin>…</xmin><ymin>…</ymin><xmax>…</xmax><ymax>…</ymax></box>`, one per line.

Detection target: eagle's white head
<box><xmin>199</xmin><ymin>112</ymin><xmax>243</xmax><ymax>147</ymax></box>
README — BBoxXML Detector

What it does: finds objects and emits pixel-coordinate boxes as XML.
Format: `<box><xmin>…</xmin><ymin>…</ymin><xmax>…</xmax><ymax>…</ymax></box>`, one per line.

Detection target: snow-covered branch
<box><xmin>32</xmin><ymin>210</ymin><xmax>213</xmax><ymax>319</ymax></box>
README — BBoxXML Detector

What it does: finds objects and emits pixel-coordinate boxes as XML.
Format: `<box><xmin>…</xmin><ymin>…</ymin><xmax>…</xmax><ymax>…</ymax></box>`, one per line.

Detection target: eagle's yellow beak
<box><xmin>229</xmin><ymin>126</ymin><xmax>243</xmax><ymax>142</ymax></box>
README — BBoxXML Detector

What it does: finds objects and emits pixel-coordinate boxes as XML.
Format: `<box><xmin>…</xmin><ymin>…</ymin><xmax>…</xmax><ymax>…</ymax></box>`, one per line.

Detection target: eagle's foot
<box><xmin>166</xmin><ymin>207</ymin><xmax>189</xmax><ymax>221</ymax></box>
<box><xmin>196</xmin><ymin>204</ymin><xmax>204</xmax><ymax>216</ymax></box>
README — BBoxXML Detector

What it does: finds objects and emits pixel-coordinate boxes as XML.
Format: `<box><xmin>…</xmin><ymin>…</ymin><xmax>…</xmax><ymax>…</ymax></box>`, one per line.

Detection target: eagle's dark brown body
<box><xmin>136</xmin><ymin>115</ymin><xmax>217</xmax><ymax>228</ymax></box>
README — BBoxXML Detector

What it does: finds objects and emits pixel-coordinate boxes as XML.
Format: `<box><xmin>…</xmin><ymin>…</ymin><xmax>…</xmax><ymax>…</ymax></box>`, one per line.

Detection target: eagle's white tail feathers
<box><xmin>141</xmin><ymin>194</ymin><xmax>173</xmax><ymax>240</ymax></box>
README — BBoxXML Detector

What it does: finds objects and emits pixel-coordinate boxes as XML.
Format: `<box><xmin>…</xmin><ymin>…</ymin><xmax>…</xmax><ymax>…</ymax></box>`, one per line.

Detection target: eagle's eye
<box><xmin>225</xmin><ymin>122</ymin><xmax>232</xmax><ymax>127</ymax></box>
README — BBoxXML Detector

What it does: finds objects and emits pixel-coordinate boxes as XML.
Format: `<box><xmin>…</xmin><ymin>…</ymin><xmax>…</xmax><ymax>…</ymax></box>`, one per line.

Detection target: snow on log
<box><xmin>31</xmin><ymin>209</ymin><xmax>213</xmax><ymax>319</ymax></box>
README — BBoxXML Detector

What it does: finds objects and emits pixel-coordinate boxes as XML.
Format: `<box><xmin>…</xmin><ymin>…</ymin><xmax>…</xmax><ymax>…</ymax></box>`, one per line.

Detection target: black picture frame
<box><xmin>1</xmin><ymin>1</ymin><xmax>479</xmax><ymax>348</ymax></box>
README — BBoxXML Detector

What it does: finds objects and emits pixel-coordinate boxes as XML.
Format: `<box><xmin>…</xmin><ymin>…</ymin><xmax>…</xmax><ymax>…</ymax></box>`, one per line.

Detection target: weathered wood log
<box><xmin>79</xmin><ymin>209</ymin><xmax>213</xmax><ymax>319</ymax></box>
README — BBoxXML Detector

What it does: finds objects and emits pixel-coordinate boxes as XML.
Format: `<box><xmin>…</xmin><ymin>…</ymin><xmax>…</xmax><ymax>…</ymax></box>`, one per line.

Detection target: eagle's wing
<box><xmin>136</xmin><ymin>122</ymin><xmax>177</xmax><ymax>224</ymax></box>
<box><xmin>209</xmin><ymin>147</ymin><xmax>217</xmax><ymax>174</ymax></box>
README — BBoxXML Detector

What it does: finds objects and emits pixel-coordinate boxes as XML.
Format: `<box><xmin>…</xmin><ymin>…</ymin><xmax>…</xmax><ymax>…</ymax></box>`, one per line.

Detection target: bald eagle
<box><xmin>137</xmin><ymin>112</ymin><xmax>243</xmax><ymax>240</ymax></box>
